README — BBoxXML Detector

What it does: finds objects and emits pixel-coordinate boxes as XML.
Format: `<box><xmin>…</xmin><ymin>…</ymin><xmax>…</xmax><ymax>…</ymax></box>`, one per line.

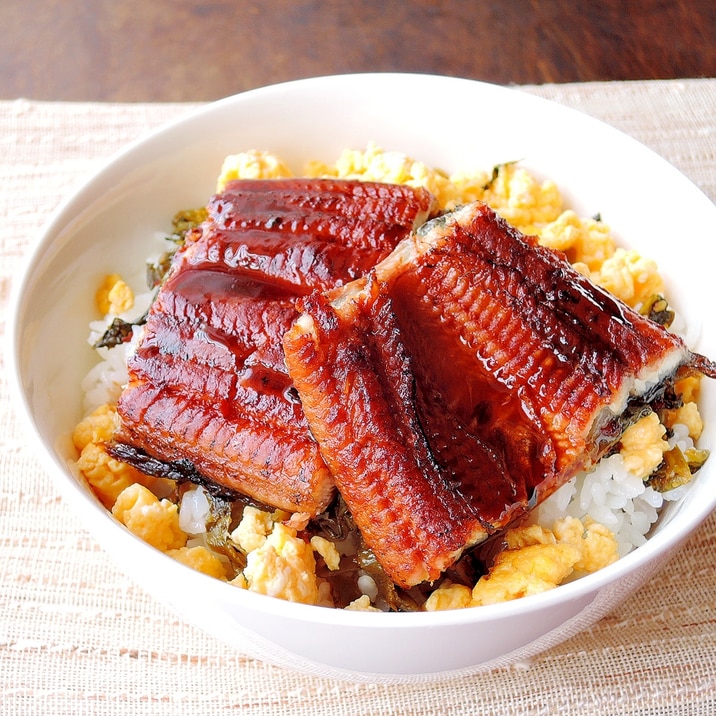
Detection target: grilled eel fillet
<box><xmin>114</xmin><ymin>178</ymin><xmax>438</xmax><ymax>515</ymax></box>
<box><xmin>283</xmin><ymin>201</ymin><xmax>716</xmax><ymax>587</ymax></box>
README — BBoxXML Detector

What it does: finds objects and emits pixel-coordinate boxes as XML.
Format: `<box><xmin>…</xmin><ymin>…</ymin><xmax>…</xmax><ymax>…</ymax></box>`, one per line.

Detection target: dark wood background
<box><xmin>1</xmin><ymin>0</ymin><xmax>714</xmax><ymax>102</ymax></box>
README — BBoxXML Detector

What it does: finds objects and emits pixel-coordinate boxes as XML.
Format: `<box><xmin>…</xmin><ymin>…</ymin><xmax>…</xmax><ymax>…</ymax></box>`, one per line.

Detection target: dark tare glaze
<box><xmin>115</xmin><ymin>178</ymin><xmax>438</xmax><ymax>514</ymax></box>
<box><xmin>284</xmin><ymin>202</ymin><xmax>716</xmax><ymax>587</ymax></box>
<box><xmin>389</xmin><ymin>267</ymin><xmax>551</xmax><ymax>506</ymax></box>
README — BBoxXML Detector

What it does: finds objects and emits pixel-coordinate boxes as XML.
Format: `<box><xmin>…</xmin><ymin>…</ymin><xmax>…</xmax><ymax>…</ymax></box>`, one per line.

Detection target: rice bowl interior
<box><xmin>8</xmin><ymin>74</ymin><xmax>716</xmax><ymax>683</ymax></box>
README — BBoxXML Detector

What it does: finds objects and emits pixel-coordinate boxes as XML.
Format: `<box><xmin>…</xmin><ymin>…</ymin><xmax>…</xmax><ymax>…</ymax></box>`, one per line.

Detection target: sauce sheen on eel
<box><xmin>283</xmin><ymin>201</ymin><xmax>716</xmax><ymax>587</ymax></box>
<box><xmin>113</xmin><ymin>178</ymin><xmax>438</xmax><ymax>515</ymax></box>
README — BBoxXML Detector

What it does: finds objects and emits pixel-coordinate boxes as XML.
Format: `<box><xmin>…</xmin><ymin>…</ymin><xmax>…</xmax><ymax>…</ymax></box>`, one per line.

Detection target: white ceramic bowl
<box><xmin>8</xmin><ymin>73</ymin><xmax>716</xmax><ymax>684</ymax></box>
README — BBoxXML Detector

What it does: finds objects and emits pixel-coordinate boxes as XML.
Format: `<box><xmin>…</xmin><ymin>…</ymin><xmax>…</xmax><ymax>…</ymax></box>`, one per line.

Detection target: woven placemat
<box><xmin>1</xmin><ymin>79</ymin><xmax>715</xmax><ymax>715</ymax></box>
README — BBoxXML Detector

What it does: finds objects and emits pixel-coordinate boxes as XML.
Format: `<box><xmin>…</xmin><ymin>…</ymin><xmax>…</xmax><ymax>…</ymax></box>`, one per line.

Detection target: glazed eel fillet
<box><xmin>113</xmin><ymin>178</ymin><xmax>438</xmax><ymax>515</ymax></box>
<box><xmin>283</xmin><ymin>201</ymin><xmax>716</xmax><ymax>588</ymax></box>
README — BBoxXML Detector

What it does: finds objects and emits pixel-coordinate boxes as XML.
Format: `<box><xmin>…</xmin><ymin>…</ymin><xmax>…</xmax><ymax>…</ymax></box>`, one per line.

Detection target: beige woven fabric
<box><xmin>1</xmin><ymin>79</ymin><xmax>715</xmax><ymax>715</ymax></box>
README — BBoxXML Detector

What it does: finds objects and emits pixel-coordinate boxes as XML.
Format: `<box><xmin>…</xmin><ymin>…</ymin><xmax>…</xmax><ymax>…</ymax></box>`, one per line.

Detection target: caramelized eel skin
<box><xmin>284</xmin><ymin>202</ymin><xmax>711</xmax><ymax>586</ymax></box>
<box><xmin>116</xmin><ymin>179</ymin><xmax>438</xmax><ymax>515</ymax></box>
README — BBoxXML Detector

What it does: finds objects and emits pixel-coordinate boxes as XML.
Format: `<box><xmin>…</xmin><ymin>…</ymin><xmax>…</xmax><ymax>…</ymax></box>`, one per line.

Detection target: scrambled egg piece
<box><xmin>229</xmin><ymin>505</ymin><xmax>274</xmax><ymax>553</ymax></box>
<box><xmin>310</xmin><ymin>535</ymin><xmax>341</xmax><ymax>571</ymax></box>
<box><xmin>663</xmin><ymin>401</ymin><xmax>703</xmax><ymax>441</ymax></box>
<box><xmin>471</xmin><ymin>542</ymin><xmax>580</xmax><ymax>606</ymax></box>
<box><xmin>587</xmin><ymin>248</ymin><xmax>665</xmax><ymax>309</ymax></box>
<box><xmin>620</xmin><ymin>411</ymin><xmax>670</xmax><ymax>479</ymax></box>
<box><xmin>504</xmin><ymin>523</ymin><xmax>555</xmax><ymax>549</ymax></box>
<box><xmin>217</xmin><ymin>149</ymin><xmax>292</xmax><ymax>191</ymax></box>
<box><xmin>472</xmin><ymin>517</ymin><xmax>618</xmax><ymax>606</ymax></box>
<box><xmin>425</xmin><ymin>516</ymin><xmax>618</xmax><ymax>610</ymax></box>
<box><xmin>112</xmin><ymin>483</ymin><xmax>187</xmax><ymax>552</ymax></box>
<box><xmin>108</xmin><ymin>482</ymin><xmax>226</xmax><ymax>579</ymax></box>
<box><xmin>230</xmin><ymin>507</ymin><xmax>338</xmax><ymax>605</ymax></box>
<box><xmin>344</xmin><ymin>594</ymin><xmax>382</xmax><ymax>612</ymax></box>
<box><xmin>73</xmin><ymin>405</ymin><xmax>145</xmax><ymax>508</ymax></box>
<box><xmin>96</xmin><ymin>273</ymin><xmax>134</xmax><ymax>316</ymax></box>
<box><xmin>73</xmin><ymin>404</ymin><xmax>173</xmax><ymax>508</ymax></box>
<box><xmin>552</xmin><ymin>517</ymin><xmax>619</xmax><ymax>573</ymax></box>
<box><xmin>423</xmin><ymin>583</ymin><xmax>473</xmax><ymax>612</ymax></box>
<box><xmin>537</xmin><ymin>210</ymin><xmax>616</xmax><ymax>270</ymax></box>
<box><xmin>663</xmin><ymin>376</ymin><xmax>704</xmax><ymax>441</ymax></box>
<box><xmin>73</xmin><ymin>402</ymin><xmax>119</xmax><ymax>451</ymax></box>
<box><xmin>166</xmin><ymin>545</ymin><xmax>227</xmax><ymax>579</ymax></box>
<box><xmin>675</xmin><ymin>375</ymin><xmax>701</xmax><ymax>404</ymax></box>
<box><xmin>76</xmin><ymin>442</ymin><xmax>142</xmax><ymax>510</ymax></box>
<box><xmin>243</xmin><ymin>522</ymin><xmax>320</xmax><ymax>604</ymax></box>
<box><xmin>480</xmin><ymin>163</ymin><xmax>563</xmax><ymax>235</ymax></box>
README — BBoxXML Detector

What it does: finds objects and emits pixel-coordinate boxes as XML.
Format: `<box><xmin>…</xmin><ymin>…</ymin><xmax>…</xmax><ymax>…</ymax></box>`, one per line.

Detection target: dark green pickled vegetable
<box><xmin>203</xmin><ymin>492</ymin><xmax>247</xmax><ymax>573</ymax></box>
<box><xmin>146</xmin><ymin>207</ymin><xmax>208</xmax><ymax>289</ymax></box>
<box><xmin>647</xmin><ymin>445</ymin><xmax>709</xmax><ymax>492</ymax></box>
<box><xmin>172</xmin><ymin>207</ymin><xmax>208</xmax><ymax>238</ymax></box>
<box><xmin>94</xmin><ymin>316</ymin><xmax>139</xmax><ymax>349</ymax></box>
<box><xmin>641</xmin><ymin>294</ymin><xmax>675</xmax><ymax>328</ymax></box>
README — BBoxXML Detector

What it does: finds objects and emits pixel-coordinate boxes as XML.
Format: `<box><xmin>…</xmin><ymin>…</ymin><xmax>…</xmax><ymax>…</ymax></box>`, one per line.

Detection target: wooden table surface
<box><xmin>2</xmin><ymin>0</ymin><xmax>714</xmax><ymax>102</ymax></box>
